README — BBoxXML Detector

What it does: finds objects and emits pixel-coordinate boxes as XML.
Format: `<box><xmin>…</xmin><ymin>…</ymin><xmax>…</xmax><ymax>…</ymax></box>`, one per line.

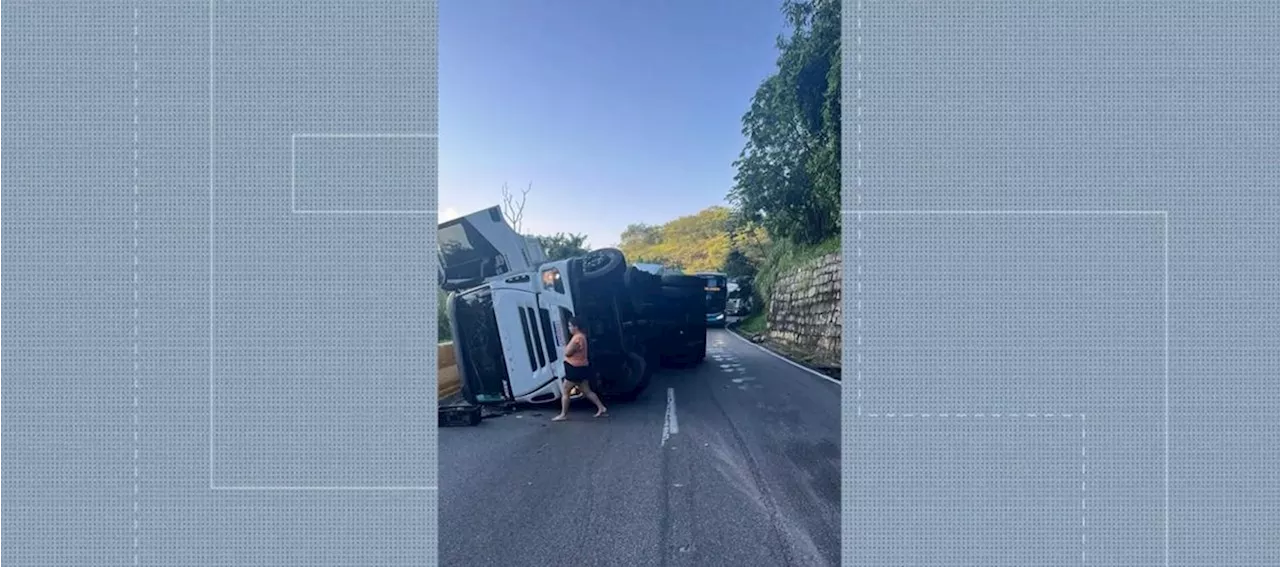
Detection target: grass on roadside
<box><xmin>736</xmin><ymin>311</ymin><xmax>768</xmax><ymax>335</ymax></box>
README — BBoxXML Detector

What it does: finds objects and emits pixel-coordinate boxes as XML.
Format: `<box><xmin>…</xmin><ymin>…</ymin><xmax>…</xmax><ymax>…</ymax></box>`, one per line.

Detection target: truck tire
<box><xmin>581</xmin><ymin>248</ymin><xmax>626</xmax><ymax>282</ymax></box>
<box><xmin>691</xmin><ymin>335</ymin><xmax>707</xmax><ymax>364</ymax></box>
<box><xmin>610</xmin><ymin>351</ymin><xmax>650</xmax><ymax>402</ymax></box>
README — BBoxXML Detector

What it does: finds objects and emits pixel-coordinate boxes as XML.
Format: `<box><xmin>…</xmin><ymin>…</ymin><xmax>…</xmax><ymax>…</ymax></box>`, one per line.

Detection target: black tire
<box><xmin>684</xmin><ymin>337</ymin><xmax>708</xmax><ymax>366</ymax></box>
<box><xmin>610</xmin><ymin>351</ymin><xmax>650</xmax><ymax>402</ymax></box>
<box><xmin>581</xmin><ymin>248</ymin><xmax>626</xmax><ymax>281</ymax></box>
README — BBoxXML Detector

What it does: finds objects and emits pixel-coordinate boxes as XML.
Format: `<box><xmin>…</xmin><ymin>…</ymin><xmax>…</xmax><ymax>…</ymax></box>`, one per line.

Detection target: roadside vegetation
<box><xmin>621</xmin><ymin>0</ymin><xmax>841</xmax><ymax>329</ymax></box>
<box><xmin>618</xmin><ymin>207</ymin><xmax>733</xmax><ymax>273</ymax></box>
<box><xmin>729</xmin><ymin>0</ymin><xmax>841</xmax><ymax>321</ymax></box>
<box><xmin>737</xmin><ymin>312</ymin><xmax>768</xmax><ymax>336</ymax></box>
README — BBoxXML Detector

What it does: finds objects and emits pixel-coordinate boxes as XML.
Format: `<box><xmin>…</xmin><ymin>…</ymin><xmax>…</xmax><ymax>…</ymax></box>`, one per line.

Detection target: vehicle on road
<box><xmin>694</xmin><ymin>271</ymin><xmax>729</xmax><ymax>327</ymax></box>
<box><xmin>725</xmin><ymin>278</ymin><xmax>754</xmax><ymax>316</ymax></box>
<box><xmin>440</xmin><ymin>207</ymin><xmax>705</xmax><ymax>407</ymax></box>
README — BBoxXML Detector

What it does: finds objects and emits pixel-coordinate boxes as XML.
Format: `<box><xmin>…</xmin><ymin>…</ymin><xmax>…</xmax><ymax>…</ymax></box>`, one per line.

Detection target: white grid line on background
<box><xmin>131</xmin><ymin>3</ymin><xmax>142</xmax><ymax>565</ymax></box>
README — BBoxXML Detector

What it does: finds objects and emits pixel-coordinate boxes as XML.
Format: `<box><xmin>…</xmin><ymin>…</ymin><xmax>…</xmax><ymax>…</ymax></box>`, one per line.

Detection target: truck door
<box><xmin>534</xmin><ymin>261</ymin><xmax>576</xmax><ymax>379</ymax></box>
<box><xmin>491</xmin><ymin>286</ymin><xmax>561</xmax><ymax>399</ymax></box>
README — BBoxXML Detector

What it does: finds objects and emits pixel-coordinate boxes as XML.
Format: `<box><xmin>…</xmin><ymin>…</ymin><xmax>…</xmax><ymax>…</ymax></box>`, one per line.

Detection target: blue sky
<box><xmin>439</xmin><ymin>1</ymin><xmax>788</xmax><ymax>247</ymax></box>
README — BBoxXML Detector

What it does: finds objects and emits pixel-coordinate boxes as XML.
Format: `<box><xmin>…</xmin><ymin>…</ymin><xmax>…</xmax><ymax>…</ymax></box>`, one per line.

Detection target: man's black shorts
<box><xmin>563</xmin><ymin>363</ymin><xmax>592</xmax><ymax>384</ymax></box>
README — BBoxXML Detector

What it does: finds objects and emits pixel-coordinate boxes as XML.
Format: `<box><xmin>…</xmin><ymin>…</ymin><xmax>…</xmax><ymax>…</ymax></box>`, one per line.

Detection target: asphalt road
<box><xmin>439</xmin><ymin>329</ymin><xmax>840</xmax><ymax>567</ymax></box>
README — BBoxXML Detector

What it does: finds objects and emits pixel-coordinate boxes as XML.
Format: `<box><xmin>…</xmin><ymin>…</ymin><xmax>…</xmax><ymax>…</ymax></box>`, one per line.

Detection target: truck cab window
<box><xmin>439</xmin><ymin>220</ymin><xmax>505</xmax><ymax>284</ymax></box>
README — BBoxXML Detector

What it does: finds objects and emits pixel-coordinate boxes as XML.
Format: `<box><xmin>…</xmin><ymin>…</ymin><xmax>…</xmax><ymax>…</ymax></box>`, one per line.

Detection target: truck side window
<box><xmin>541</xmin><ymin>268</ymin><xmax>565</xmax><ymax>294</ymax></box>
<box><xmin>559</xmin><ymin>308</ymin><xmax>573</xmax><ymax>340</ymax></box>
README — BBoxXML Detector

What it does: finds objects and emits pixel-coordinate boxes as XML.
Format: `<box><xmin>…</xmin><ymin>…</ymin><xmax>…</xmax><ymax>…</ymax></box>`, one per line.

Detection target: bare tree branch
<box><xmin>500</xmin><ymin>182</ymin><xmax>532</xmax><ymax>233</ymax></box>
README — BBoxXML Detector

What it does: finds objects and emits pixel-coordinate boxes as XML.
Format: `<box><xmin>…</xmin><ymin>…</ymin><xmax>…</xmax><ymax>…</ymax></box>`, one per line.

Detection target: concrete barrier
<box><xmin>438</xmin><ymin>342</ymin><xmax>462</xmax><ymax>400</ymax></box>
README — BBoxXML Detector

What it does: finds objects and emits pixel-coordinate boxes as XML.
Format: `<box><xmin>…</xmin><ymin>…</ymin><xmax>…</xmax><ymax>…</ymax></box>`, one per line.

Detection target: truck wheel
<box><xmin>692</xmin><ymin>337</ymin><xmax>706</xmax><ymax>364</ymax></box>
<box><xmin>581</xmin><ymin>248</ymin><xmax>626</xmax><ymax>281</ymax></box>
<box><xmin>611</xmin><ymin>351</ymin><xmax>650</xmax><ymax>402</ymax></box>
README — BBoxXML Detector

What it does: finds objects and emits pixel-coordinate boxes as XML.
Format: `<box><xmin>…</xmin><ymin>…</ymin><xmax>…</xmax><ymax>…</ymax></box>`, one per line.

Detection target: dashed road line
<box><xmin>661</xmin><ymin>387</ymin><xmax>679</xmax><ymax>447</ymax></box>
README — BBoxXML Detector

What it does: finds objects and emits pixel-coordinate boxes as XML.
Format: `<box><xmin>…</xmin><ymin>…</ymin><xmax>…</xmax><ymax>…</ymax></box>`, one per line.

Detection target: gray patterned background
<box><xmin>4</xmin><ymin>1</ymin><xmax>437</xmax><ymax>565</ymax></box>
<box><xmin>4</xmin><ymin>1</ymin><xmax>1279</xmax><ymax>566</ymax></box>
<box><xmin>844</xmin><ymin>2</ymin><xmax>1277</xmax><ymax>566</ymax></box>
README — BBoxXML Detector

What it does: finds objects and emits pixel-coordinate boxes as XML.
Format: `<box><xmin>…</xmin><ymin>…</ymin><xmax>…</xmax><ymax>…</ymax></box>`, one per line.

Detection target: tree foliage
<box><xmin>729</xmin><ymin>0</ymin><xmax>841</xmax><ymax>246</ymax></box>
<box><xmin>618</xmin><ymin>206</ymin><xmax>734</xmax><ymax>273</ymax></box>
<box><xmin>536</xmin><ymin>232</ymin><xmax>590</xmax><ymax>261</ymax></box>
<box><xmin>726</xmin><ymin>210</ymin><xmax>771</xmax><ymax>267</ymax></box>
<box><xmin>722</xmin><ymin>249</ymin><xmax>757</xmax><ymax>279</ymax></box>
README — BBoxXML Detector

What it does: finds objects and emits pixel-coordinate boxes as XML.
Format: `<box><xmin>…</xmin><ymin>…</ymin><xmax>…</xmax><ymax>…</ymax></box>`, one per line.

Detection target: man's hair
<box><xmin>568</xmin><ymin>316</ymin><xmax>584</xmax><ymax>332</ymax></box>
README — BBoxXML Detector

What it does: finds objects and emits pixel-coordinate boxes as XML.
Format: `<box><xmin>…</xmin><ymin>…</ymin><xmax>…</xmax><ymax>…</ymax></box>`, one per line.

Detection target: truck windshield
<box><xmin>450</xmin><ymin>288</ymin><xmax>509</xmax><ymax>403</ymax></box>
<box><xmin>439</xmin><ymin>219</ymin><xmax>505</xmax><ymax>284</ymax></box>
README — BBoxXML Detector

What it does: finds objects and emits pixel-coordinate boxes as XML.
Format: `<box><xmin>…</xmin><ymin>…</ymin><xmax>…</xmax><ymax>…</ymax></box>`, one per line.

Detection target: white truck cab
<box><xmin>440</xmin><ymin>206</ymin><xmax>647</xmax><ymax>406</ymax></box>
<box><xmin>447</xmin><ymin>261</ymin><xmax>578</xmax><ymax>404</ymax></box>
<box><xmin>438</xmin><ymin>206</ymin><xmax>547</xmax><ymax>292</ymax></box>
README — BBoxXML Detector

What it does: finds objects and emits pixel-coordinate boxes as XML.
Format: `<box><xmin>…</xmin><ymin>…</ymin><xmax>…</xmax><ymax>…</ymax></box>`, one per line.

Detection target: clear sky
<box><xmin>439</xmin><ymin>1</ymin><xmax>788</xmax><ymax>248</ymax></box>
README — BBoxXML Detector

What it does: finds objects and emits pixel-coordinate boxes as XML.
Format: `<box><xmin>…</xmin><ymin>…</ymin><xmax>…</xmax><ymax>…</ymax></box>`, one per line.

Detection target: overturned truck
<box><xmin>440</xmin><ymin>207</ymin><xmax>705</xmax><ymax>406</ymax></box>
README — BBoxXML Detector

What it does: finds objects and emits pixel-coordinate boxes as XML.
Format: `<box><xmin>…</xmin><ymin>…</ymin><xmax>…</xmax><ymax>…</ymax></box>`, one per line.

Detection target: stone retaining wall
<box><xmin>765</xmin><ymin>253</ymin><xmax>841</xmax><ymax>366</ymax></box>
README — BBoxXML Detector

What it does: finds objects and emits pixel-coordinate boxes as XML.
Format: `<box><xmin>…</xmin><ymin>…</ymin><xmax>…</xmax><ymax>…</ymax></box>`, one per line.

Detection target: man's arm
<box><xmin>564</xmin><ymin>336</ymin><xmax>580</xmax><ymax>357</ymax></box>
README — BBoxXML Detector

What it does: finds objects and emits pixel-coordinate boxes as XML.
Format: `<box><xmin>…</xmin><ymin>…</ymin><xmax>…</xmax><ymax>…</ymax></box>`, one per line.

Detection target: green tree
<box><xmin>726</xmin><ymin>210</ymin><xmax>772</xmax><ymax>267</ymax></box>
<box><xmin>617</xmin><ymin>207</ymin><xmax>733</xmax><ymax>273</ymax></box>
<box><xmin>536</xmin><ymin>232</ymin><xmax>590</xmax><ymax>261</ymax></box>
<box><xmin>619</xmin><ymin>223</ymin><xmax>662</xmax><ymax>247</ymax></box>
<box><xmin>722</xmin><ymin>248</ymin><xmax>758</xmax><ymax>279</ymax></box>
<box><xmin>729</xmin><ymin>0</ymin><xmax>841</xmax><ymax>246</ymax></box>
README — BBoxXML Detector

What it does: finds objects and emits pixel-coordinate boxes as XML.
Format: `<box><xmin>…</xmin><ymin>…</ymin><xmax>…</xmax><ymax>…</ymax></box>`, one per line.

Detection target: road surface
<box><xmin>439</xmin><ymin>329</ymin><xmax>840</xmax><ymax>566</ymax></box>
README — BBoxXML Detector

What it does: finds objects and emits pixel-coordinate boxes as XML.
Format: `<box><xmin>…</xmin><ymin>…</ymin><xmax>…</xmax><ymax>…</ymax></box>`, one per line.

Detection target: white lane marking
<box><xmin>662</xmin><ymin>387</ymin><xmax>679</xmax><ymax>446</ymax></box>
<box><xmin>724</xmin><ymin>329</ymin><xmax>841</xmax><ymax>386</ymax></box>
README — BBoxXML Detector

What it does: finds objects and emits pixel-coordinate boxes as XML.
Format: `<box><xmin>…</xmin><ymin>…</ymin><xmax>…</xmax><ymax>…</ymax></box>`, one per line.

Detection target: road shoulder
<box><xmin>725</xmin><ymin>324</ymin><xmax>841</xmax><ymax>383</ymax></box>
